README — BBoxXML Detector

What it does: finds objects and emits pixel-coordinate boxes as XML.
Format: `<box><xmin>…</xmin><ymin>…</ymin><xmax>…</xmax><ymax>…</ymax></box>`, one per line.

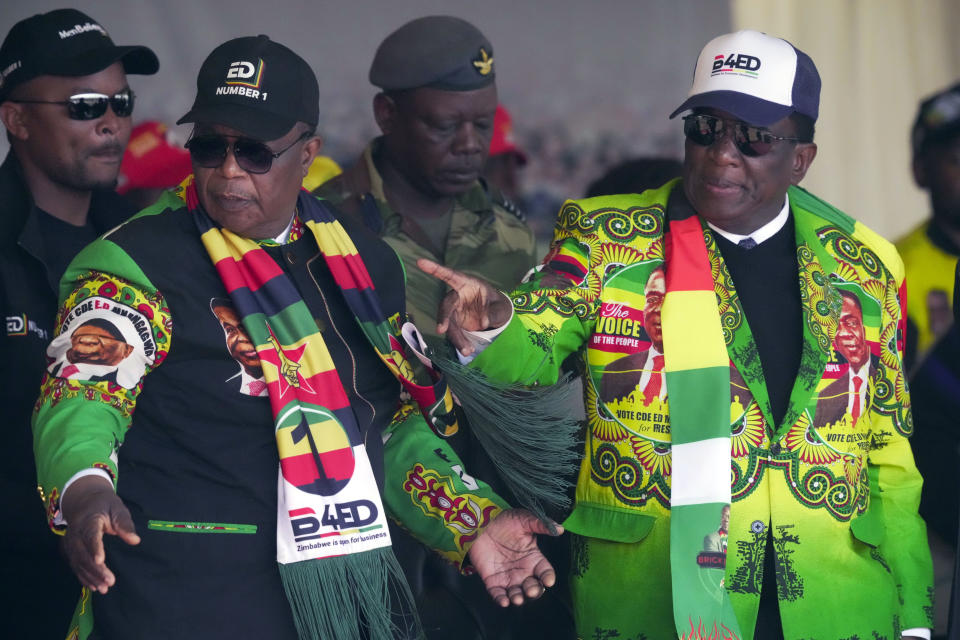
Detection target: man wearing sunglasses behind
<box><xmin>31</xmin><ymin>34</ymin><xmax>556</xmax><ymax>640</ymax></box>
<box><xmin>418</xmin><ymin>30</ymin><xmax>933</xmax><ymax>639</ymax></box>
<box><xmin>0</xmin><ymin>8</ymin><xmax>157</xmax><ymax>638</ymax></box>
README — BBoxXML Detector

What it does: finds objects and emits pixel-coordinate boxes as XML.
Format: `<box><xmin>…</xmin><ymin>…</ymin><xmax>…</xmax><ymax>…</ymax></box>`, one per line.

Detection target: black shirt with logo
<box><xmin>0</xmin><ymin>151</ymin><xmax>135</xmax><ymax>637</ymax></box>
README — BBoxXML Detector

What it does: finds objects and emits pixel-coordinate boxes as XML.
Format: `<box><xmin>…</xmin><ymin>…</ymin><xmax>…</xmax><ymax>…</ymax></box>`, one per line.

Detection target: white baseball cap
<box><xmin>670</xmin><ymin>30</ymin><xmax>820</xmax><ymax>126</ymax></box>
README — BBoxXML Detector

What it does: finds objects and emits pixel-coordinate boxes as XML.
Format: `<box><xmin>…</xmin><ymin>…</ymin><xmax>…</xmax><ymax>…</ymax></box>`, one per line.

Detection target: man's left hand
<box><xmin>467</xmin><ymin>508</ymin><xmax>563</xmax><ymax>607</ymax></box>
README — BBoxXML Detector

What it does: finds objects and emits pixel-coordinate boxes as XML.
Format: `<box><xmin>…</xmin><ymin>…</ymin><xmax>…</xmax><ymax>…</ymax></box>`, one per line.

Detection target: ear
<box><xmin>912</xmin><ymin>154</ymin><xmax>928</xmax><ymax>188</ymax></box>
<box><xmin>300</xmin><ymin>134</ymin><xmax>323</xmax><ymax>177</ymax></box>
<box><xmin>790</xmin><ymin>142</ymin><xmax>817</xmax><ymax>185</ymax></box>
<box><xmin>0</xmin><ymin>101</ymin><xmax>30</xmax><ymax>141</ymax></box>
<box><xmin>372</xmin><ymin>93</ymin><xmax>398</xmax><ymax>136</ymax></box>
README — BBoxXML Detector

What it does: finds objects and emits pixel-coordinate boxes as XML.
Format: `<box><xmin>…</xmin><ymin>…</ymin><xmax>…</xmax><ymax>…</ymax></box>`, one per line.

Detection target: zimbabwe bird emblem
<box><xmin>472</xmin><ymin>48</ymin><xmax>494</xmax><ymax>76</ymax></box>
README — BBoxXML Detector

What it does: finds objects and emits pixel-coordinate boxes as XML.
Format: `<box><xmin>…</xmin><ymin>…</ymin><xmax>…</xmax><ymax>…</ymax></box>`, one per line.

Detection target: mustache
<box><xmin>216</xmin><ymin>191</ymin><xmax>255</xmax><ymax>200</ymax></box>
<box><xmin>443</xmin><ymin>161</ymin><xmax>482</xmax><ymax>172</ymax></box>
<box><xmin>89</xmin><ymin>141</ymin><xmax>125</xmax><ymax>156</ymax></box>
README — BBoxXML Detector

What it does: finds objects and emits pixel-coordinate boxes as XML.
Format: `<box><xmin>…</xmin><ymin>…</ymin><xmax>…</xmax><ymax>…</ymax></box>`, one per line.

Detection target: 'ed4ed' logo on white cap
<box><xmin>711</xmin><ymin>53</ymin><xmax>761</xmax><ymax>77</ymax></box>
<box><xmin>226</xmin><ymin>59</ymin><xmax>264</xmax><ymax>88</ymax></box>
<box><xmin>670</xmin><ymin>29</ymin><xmax>820</xmax><ymax>125</ymax></box>
<box><xmin>688</xmin><ymin>31</ymin><xmax>798</xmax><ymax>110</ymax></box>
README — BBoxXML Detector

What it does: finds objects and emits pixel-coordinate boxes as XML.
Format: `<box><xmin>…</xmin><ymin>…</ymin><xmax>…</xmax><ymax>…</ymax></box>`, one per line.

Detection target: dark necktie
<box><xmin>738</xmin><ymin>237</ymin><xmax>758</xmax><ymax>250</ymax></box>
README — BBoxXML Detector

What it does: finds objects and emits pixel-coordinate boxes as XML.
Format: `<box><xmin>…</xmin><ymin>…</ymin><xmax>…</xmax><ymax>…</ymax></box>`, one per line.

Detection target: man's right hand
<box><xmin>61</xmin><ymin>475</ymin><xmax>140</xmax><ymax>594</ymax></box>
<box><xmin>416</xmin><ymin>258</ymin><xmax>513</xmax><ymax>354</ymax></box>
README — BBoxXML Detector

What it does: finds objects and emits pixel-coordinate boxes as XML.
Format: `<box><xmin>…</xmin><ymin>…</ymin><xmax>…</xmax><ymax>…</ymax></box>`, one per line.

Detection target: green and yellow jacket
<box><xmin>472</xmin><ymin>180</ymin><xmax>933</xmax><ymax>639</ymax></box>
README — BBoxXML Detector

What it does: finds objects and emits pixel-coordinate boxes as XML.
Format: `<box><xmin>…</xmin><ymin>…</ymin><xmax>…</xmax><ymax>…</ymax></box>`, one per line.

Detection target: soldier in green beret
<box><xmin>315</xmin><ymin>15</ymin><xmax>574</xmax><ymax>639</ymax></box>
<box><xmin>314</xmin><ymin>15</ymin><xmax>537</xmax><ymax>342</ymax></box>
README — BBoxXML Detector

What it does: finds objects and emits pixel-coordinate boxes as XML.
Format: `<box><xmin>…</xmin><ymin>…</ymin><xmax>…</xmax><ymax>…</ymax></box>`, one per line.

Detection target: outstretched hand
<box><xmin>416</xmin><ymin>258</ymin><xmax>512</xmax><ymax>354</ymax></box>
<box><xmin>467</xmin><ymin>508</ymin><xmax>563</xmax><ymax>607</ymax></box>
<box><xmin>61</xmin><ymin>475</ymin><xmax>140</xmax><ymax>594</ymax></box>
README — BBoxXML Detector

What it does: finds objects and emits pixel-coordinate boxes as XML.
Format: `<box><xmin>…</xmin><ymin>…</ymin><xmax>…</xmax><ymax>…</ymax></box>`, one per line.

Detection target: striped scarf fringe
<box><xmin>189</xmin><ymin>182</ymin><xmax>421</xmax><ymax>640</ymax></box>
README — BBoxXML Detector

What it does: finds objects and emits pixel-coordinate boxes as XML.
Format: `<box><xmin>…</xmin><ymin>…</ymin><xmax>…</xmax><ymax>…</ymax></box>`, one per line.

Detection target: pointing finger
<box><xmin>416</xmin><ymin>258</ymin><xmax>473</xmax><ymax>291</ymax></box>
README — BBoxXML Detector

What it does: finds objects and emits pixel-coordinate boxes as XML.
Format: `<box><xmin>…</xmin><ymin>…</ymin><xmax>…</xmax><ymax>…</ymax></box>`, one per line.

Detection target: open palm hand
<box><xmin>467</xmin><ymin>508</ymin><xmax>563</xmax><ymax>607</ymax></box>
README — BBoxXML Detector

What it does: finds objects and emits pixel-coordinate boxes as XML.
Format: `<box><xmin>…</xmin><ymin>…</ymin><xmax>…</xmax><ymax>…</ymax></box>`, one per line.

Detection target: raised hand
<box><xmin>467</xmin><ymin>508</ymin><xmax>563</xmax><ymax>607</ymax></box>
<box><xmin>61</xmin><ymin>475</ymin><xmax>140</xmax><ymax>594</ymax></box>
<box><xmin>416</xmin><ymin>258</ymin><xmax>512</xmax><ymax>354</ymax></box>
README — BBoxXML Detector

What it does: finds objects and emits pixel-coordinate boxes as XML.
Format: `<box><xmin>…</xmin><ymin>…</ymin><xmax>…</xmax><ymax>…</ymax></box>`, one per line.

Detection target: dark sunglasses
<box><xmin>682</xmin><ymin>114</ymin><xmax>800</xmax><ymax>157</ymax></box>
<box><xmin>184</xmin><ymin>131</ymin><xmax>311</xmax><ymax>174</ymax></box>
<box><xmin>11</xmin><ymin>89</ymin><xmax>135</xmax><ymax>121</ymax></box>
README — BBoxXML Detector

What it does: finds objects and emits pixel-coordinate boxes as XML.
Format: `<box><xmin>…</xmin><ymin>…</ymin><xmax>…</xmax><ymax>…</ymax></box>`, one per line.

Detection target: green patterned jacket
<box><xmin>471</xmin><ymin>179</ymin><xmax>933</xmax><ymax>639</ymax></box>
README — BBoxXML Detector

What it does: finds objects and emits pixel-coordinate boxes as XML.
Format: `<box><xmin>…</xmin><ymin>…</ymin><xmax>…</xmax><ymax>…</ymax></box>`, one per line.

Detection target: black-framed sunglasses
<box><xmin>11</xmin><ymin>89</ymin><xmax>135</xmax><ymax>121</ymax></box>
<box><xmin>184</xmin><ymin>131</ymin><xmax>312</xmax><ymax>174</ymax></box>
<box><xmin>682</xmin><ymin>114</ymin><xmax>800</xmax><ymax>157</ymax></box>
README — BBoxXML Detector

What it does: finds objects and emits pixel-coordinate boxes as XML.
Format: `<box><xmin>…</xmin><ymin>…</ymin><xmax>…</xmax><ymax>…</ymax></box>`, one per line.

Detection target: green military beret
<box><xmin>369</xmin><ymin>15</ymin><xmax>495</xmax><ymax>92</ymax></box>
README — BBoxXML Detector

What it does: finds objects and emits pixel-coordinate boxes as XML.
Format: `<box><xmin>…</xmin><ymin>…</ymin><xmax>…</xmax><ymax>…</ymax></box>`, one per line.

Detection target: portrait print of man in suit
<box><xmin>210</xmin><ymin>298</ymin><xmax>268</xmax><ymax>397</ymax></box>
<box><xmin>49</xmin><ymin>318</ymin><xmax>135</xmax><ymax>385</ymax></box>
<box><xmin>702</xmin><ymin>504</ymin><xmax>731</xmax><ymax>554</ymax></box>
<box><xmin>814</xmin><ymin>289</ymin><xmax>878</xmax><ymax>428</ymax></box>
<box><xmin>599</xmin><ymin>266</ymin><xmax>666</xmax><ymax>405</ymax></box>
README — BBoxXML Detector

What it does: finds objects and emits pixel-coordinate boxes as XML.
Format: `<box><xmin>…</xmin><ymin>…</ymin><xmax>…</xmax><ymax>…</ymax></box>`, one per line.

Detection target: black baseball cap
<box><xmin>177</xmin><ymin>35</ymin><xmax>319</xmax><ymax>141</ymax></box>
<box><xmin>0</xmin><ymin>9</ymin><xmax>158</xmax><ymax>101</ymax></box>
<box><xmin>911</xmin><ymin>82</ymin><xmax>960</xmax><ymax>157</ymax></box>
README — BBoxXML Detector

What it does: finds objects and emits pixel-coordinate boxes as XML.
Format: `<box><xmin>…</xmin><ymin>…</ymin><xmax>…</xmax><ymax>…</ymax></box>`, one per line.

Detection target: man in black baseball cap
<box><xmin>896</xmin><ymin>82</ymin><xmax>960</xmax><ymax>367</ymax></box>
<box><xmin>0</xmin><ymin>8</ymin><xmax>157</xmax><ymax>100</ymax></box>
<box><xmin>0</xmin><ymin>9</ymin><xmax>157</xmax><ymax>639</ymax></box>
<box><xmin>33</xmin><ymin>34</ymin><xmax>555</xmax><ymax>640</ymax></box>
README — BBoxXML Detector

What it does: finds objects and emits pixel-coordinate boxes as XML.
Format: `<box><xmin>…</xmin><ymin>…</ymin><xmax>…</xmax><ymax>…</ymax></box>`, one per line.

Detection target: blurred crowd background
<box><xmin>4</xmin><ymin>0</ymin><xmax>958</xmax><ymax>246</ymax></box>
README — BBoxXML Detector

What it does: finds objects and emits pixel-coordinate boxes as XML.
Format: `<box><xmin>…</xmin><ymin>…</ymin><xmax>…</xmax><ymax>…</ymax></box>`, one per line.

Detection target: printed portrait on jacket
<box><xmin>46</xmin><ymin>296</ymin><xmax>156</xmax><ymax>389</ymax></box>
<box><xmin>702</xmin><ymin>503</ymin><xmax>730</xmax><ymax>555</ymax></box>
<box><xmin>210</xmin><ymin>297</ymin><xmax>268</xmax><ymax>397</ymax></box>
<box><xmin>598</xmin><ymin>266</ymin><xmax>666</xmax><ymax>408</ymax></box>
<box><xmin>815</xmin><ymin>288</ymin><xmax>881</xmax><ymax>429</ymax></box>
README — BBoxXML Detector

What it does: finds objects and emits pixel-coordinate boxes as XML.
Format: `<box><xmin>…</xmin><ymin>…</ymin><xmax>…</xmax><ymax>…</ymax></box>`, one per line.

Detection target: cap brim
<box><xmin>176</xmin><ymin>103</ymin><xmax>296</xmax><ymax>141</ymax></box>
<box><xmin>669</xmin><ymin>90</ymin><xmax>793</xmax><ymax>127</ymax></box>
<box><xmin>43</xmin><ymin>45</ymin><xmax>159</xmax><ymax>77</ymax></box>
<box><xmin>915</xmin><ymin>121</ymin><xmax>960</xmax><ymax>155</ymax></box>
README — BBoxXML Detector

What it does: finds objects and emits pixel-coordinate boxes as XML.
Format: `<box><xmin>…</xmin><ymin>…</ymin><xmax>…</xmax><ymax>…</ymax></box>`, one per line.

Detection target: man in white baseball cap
<box><xmin>417</xmin><ymin>29</ymin><xmax>934</xmax><ymax>639</ymax></box>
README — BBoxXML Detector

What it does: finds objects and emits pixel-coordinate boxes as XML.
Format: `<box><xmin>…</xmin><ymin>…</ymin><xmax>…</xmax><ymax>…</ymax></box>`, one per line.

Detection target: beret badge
<box><xmin>472</xmin><ymin>47</ymin><xmax>493</xmax><ymax>76</ymax></box>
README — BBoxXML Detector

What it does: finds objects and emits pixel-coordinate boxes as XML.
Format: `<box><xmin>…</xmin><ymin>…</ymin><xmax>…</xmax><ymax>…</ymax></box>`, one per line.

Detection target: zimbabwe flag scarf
<box><xmin>662</xmin><ymin>212</ymin><xmax>743</xmax><ymax>639</ymax></box>
<box><xmin>188</xmin><ymin>181</ymin><xmax>444</xmax><ymax>640</ymax></box>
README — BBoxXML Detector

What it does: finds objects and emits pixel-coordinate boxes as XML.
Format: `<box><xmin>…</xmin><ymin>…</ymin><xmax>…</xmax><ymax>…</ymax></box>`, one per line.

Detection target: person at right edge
<box><xmin>419</xmin><ymin>30</ymin><xmax>934</xmax><ymax>639</ymax></box>
<box><xmin>897</xmin><ymin>82</ymin><xmax>960</xmax><ymax>370</ymax></box>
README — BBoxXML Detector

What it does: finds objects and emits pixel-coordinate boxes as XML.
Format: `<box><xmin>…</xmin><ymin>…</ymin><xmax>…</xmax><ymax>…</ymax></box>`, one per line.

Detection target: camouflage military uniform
<box><xmin>316</xmin><ymin>142</ymin><xmax>575</xmax><ymax>640</ymax></box>
<box><xmin>315</xmin><ymin>140</ymin><xmax>537</xmax><ymax>339</ymax></box>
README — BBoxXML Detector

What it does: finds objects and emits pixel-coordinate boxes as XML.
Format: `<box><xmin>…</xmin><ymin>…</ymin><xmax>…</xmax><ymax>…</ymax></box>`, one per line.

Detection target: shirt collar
<box><xmin>850</xmin><ymin>360</ymin><xmax>870</xmax><ymax>379</ymax></box>
<box><xmin>707</xmin><ymin>192</ymin><xmax>790</xmax><ymax>247</ymax></box>
<box><xmin>363</xmin><ymin>141</ymin><xmax>389</xmax><ymax>203</ymax></box>
<box><xmin>272</xmin><ymin>214</ymin><xmax>296</xmax><ymax>244</ymax></box>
